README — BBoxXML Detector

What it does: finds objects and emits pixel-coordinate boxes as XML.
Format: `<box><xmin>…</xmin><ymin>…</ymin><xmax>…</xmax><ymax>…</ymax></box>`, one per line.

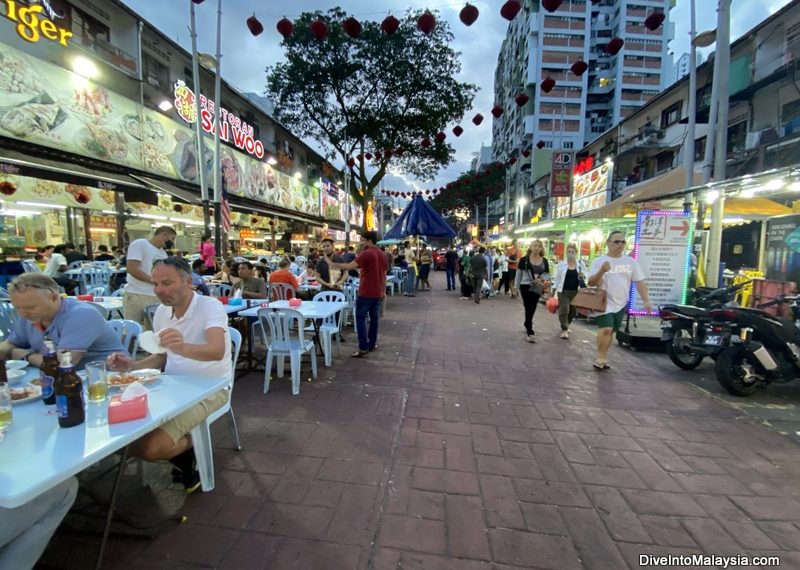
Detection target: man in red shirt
<box><xmin>328</xmin><ymin>230</ymin><xmax>388</xmax><ymax>357</ymax></box>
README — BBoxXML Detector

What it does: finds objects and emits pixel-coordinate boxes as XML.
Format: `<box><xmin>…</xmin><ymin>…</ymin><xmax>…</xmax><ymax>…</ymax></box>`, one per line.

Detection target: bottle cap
<box><xmin>58</xmin><ymin>350</ymin><xmax>73</xmax><ymax>367</ymax></box>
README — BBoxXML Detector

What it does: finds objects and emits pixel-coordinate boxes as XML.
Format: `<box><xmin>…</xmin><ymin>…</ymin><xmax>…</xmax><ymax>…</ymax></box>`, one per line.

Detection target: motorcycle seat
<box><xmin>666</xmin><ymin>305</ymin><xmax>709</xmax><ymax>319</ymax></box>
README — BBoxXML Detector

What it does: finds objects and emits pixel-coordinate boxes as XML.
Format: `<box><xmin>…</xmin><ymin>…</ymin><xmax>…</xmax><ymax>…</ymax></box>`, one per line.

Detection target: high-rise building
<box><xmin>671</xmin><ymin>51</ymin><xmax>703</xmax><ymax>84</ymax></box>
<box><xmin>492</xmin><ymin>0</ymin><xmax>675</xmax><ymax>162</ymax></box>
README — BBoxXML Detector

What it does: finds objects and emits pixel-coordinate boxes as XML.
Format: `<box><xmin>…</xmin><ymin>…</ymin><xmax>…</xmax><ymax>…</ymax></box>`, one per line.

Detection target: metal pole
<box><xmin>706</xmin><ymin>0</ymin><xmax>731</xmax><ymax>288</ymax></box>
<box><xmin>189</xmin><ymin>0</ymin><xmax>210</xmax><ymax>229</ymax></box>
<box><xmin>212</xmin><ymin>0</ymin><xmax>223</xmax><ymax>253</ymax></box>
<box><xmin>485</xmin><ymin>194</ymin><xmax>489</xmax><ymax>235</ymax></box>
<box><xmin>344</xmin><ymin>168</ymin><xmax>351</xmax><ymax>247</ymax></box>
<box><xmin>682</xmin><ymin>0</ymin><xmax>697</xmax><ymax>213</ymax></box>
<box><xmin>504</xmin><ymin>167</ymin><xmax>510</xmax><ymax>232</ymax></box>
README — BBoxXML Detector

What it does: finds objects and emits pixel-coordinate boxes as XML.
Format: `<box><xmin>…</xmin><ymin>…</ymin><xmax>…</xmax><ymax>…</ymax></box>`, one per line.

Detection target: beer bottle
<box><xmin>55</xmin><ymin>350</ymin><xmax>84</xmax><ymax>428</ymax></box>
<box><xmin>41</xmin><ymin>340</ymin><xmax>57</xmax><ymax>406</ymax></box>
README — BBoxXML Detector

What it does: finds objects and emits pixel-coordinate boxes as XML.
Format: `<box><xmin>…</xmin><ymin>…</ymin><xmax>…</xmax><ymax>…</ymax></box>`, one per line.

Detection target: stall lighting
<box><xmin>102</xmin><ymin>210</ymin><xmax>117</xmax><ymax>215</ymax></box>
<box><xmin>789</xmin><ymin>181</ymin><xmax>800</xmax><ymax>192</ymax></box>
<box><xmin>267</xmin><ymin>156</ymin><xmax>278</xmax><ymax>166</ymax></box>
<box><xmin>89</xmin><ymin>228</ymin><xmax>116</xmax><ymax>233</ymax></box>
<box><xmin>138</xmin><ymin>214</ymin><xmax>169</xmax><ymax>220</ymax></box>
<box><xmin>169</xmin><ymin>217</ymin><xmax>204</xmax><ymax>226</ymax></box>
<box><xmin>16</xmin><ymin>201</ymin><xmax>66</xmax><ymax>209</ymax></box>
<box><xmin>72</xmin><ymin>56</ymin><xmax>99</xmax><ymax>79</ymax></box>
<box><xmin>517</xmin><ymin>197</ymin><xmax>528</xmax><ymax>206</ymax></box>
<box><xmin>158</xmin><ymin>100</ymin><xmax>173</xmax><ymax>112</ymax></box>
<box><xmin>740</xmin><ymin>189</ymin><xmax>755</xmax><ymax>198</ymax></box>
<box><xmin>2</xmin><ymin>209</ymin><xmax>41</xmax><ymax>217</ymax></box>
<box><xmin>706</xmin><ymin>190</ymin><xmax>720</xmax><ymax>203</ymax></box>
<box><xmin>765</xmin><ymin>179</ymin><xmax>784</xmax><ymax>191</ymax></box>
<box><xmin>293</xmin><ymin>172</ymin><xmax>302</xmax><ymax>179</ymax></box>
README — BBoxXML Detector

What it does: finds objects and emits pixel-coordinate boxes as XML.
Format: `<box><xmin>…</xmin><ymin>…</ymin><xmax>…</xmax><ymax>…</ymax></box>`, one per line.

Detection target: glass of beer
<box><xmin>85</xmin><ymin>361</ymin><xmax>108</xmax><ymax>403</ymax></box>
<box><xmin>0</xmin><ymin>383</ymin><xmax>12</xmax><ymax>430</ymax></box>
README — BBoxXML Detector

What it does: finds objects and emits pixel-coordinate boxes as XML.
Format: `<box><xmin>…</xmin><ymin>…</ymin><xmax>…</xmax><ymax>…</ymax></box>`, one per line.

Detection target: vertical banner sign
<box><xmin>629</xmin><ymin>210</ymin><xmax>694</xmax><ymax>315</ymax></box>
<box><xmin>550</xmin><ymin>151</ymin><xmax>573</xmax><ymax>198</ymax></box>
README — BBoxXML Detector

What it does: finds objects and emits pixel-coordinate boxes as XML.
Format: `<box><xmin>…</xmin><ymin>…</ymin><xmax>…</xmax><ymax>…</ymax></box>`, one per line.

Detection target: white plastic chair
<box><xmin>268</xmin><ymin>283</ymin><xmax>296</xmax><ymax>301</ymax></box>
<box><xmin>342</xmin><ymin>283</ymin><xmax>358</xmax><ymax>333</ymax></box>
<box><xmin>259</xmin><ymin>308</ymin><xmax>317</xmax><ymax>396</ymax></box>
<box><xmin>68</xmin><ymin>260</ymin><xmax>84</xmax><ymax>270</ymax></box>
<box><xmin>190</xmin><ymin>326</ymin><xmax>243</xmax><ymax>493</ymax></box>
<box><xmin>21</xmin><ymin>260</ymin><xmax>40</xmax><ymax>273</ymax></box>
<box><xmin>88</xmin><ymin>286</ymin><xmax>106</xmax><ymax>298</ymax></box>
<box><xmin>107</xmin><ymin>319</ymin><xmax>142</xmax><ymax>359</ymax></box>
<box><xmin>111</xmin><ymin>289</ymin><xmax>124</xmax><ymax>297</ymax></box>
<box><xmin>0</xmin><ymin>300</ymin><xmax>18</xmax><ymax>340</ymax></box>
<box><xmin>143</xmin><ymin>304</ymin><xmax>159</xmax><ymax>330</ymax></box>
<box><xmin>312</xmin><ymin>291</ymin><xmax>345</xmax><ymax>366</ymax></box>
<box><xmin>209</xmin><ymin>283</ymin><xmax>232</xmax><ymax>298</ymax></box>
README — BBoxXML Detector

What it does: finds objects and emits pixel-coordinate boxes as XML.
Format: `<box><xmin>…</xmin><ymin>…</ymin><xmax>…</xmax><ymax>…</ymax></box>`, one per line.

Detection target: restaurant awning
<box><xmin>582</xmin><ymin>168</ymin><xmax>703</xmax><ymax>219</ymax></box>
<box><xmin>129</xmin><ymin>174</ymin><xmax>201</xmax><ymax>204</ymax></box>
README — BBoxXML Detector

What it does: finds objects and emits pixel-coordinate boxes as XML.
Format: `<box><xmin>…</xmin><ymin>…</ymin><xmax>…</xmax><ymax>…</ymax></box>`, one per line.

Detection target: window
<box><xmin>142</xmin><ymin>52</ymin><xmax>170</xmax><ymax>90</ymax></box>
<box><xmin>695</xmin><ymin>136</ymin><xmax>706</xmax><ymax>161</ymax></box>
<box><xmin>563</xmin><ymin>141</ymin><xmax>574</xmax><ymax>149</ymax></box>
<box><xmin>68</xmin><ymin>5</ymin><xmax>110</xmax><ymax>47</ymax></box>
<box><xmin>660</xmin><ymin>101</ymin><xmax>682</xmax><ymax>128</ymax></box>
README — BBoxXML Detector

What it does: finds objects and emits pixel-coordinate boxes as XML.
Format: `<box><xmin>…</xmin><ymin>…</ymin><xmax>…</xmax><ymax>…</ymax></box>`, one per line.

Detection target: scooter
<box><xmin>659</xmin><ymin>282</ymin><xmax>748</xmax><ymax>370</ymax></box>
<box><xmin>710</xmin><ymin>295</ymin><xmax>800</xmax><ymax>396</ymax></box>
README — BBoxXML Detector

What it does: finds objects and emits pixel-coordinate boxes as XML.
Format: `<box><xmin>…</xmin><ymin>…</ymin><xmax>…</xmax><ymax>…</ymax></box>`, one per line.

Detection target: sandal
<box><xmin>593</xmin><ymin>360</ymin><xmax>608</xmax><ymax>370</ymax></box>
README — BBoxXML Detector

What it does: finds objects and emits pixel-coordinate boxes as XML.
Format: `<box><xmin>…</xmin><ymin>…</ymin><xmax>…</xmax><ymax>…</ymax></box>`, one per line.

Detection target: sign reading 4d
<box><xmin>3</xmin><ymin>0</ymin><xmax>73</xmax><ymax>46</ymax></box>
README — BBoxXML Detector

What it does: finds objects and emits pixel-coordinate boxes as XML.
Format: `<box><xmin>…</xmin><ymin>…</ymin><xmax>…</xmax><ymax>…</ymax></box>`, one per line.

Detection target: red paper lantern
<box><xmin>500</xmin><ymin>0</ymin><xmax>522</xmax><ymax>21</ymax></box>
<box><xmin>381</xmin><ymin>15</ymin><xmax>400</xmax><ymax>34</ymax></box>
<box><xmin>420</xmin><ymin>138</ymin><xmax>431</xmax><ymax>148</ymax></box>
<box><xmin>364</xmin><ymin>152</ymin><xmax>373</xmax><ymax>160</ymax></box>
<box><xmin>276</xmin><ymin>17</ymin><xmax>294</xmax><ymax>39</ymax></box>
<box><xmin>644</xmin><ymin>11</ymin><xmax>666</xmax><ymax>31</ymax></box>
<box><xmin>342</xmin><ymin>17</ymin><xmax>362</xmax><ymax>38</ymax></box>
<box><xmin>356</xmin><ymin>153</ymin><xmax>364</xmax><ymax>161</ymax></box>
<box><xmin>541</xmin><ymin>0</ymin><xmax>563</xmax><ymax>12</ymax></box>
<box><xmin>246</xmin><ymin>14</ymin><xmax>264</xmax><ymax>36</ymax></box>
<box><xmin>0</xmin><ymin>181</ymin><xmax>16</xmax><ymax>196</ymax></box>
<box><xmin>191</xmin><ymin>0</ymin><xmax>205</xmax><ymax>4</ymax></box>
<box><xmin>384</xmin><ymin>149</ymin><xmax>393</xmax><ymax>159</ymax></box>
<box><xmin>374</xmin><ymin>151</ymin><xmax>383</xmax><ymax>160</ymax></box>
<box><xmin>514</xmin><ymin>93</ymin><xmax>529</xmax><ymax>107</ymax></box>
<box><xmin>604</xmin><ymin>37</ymin><xmax>624</xmax><ymax>55</ymax></box>
<box><xmin>310</xmin><ymin>19</ymin><xmax>329</xmax><ymax>40</ymax></box>
<box><xmin>418</xmin><ymin>11</ymin><xmax>436</xmax><ymax>34</ymax></box>
<box><xmin>541</xmin><ymin>77</ymin><xmax>556</xmax><ymax>93</ymax></box>
<box><xmin>395</xmin><ymin>146</ymin><xmax>405</xmax><ymax>156</ymax></box>
<box><xmin>472</xmin><ymin>113</ymin><xmax>484</xmax><ymax>125</ymax></box>
<box><xmin>347</xmin><ymin>157</ymin><xmax>356</xmax><ymax>168</ymax></box>
<box><xmin>459</xmin><ymin>3</ymin><xmax>479</xmax><ymax>26</ymax></box>
<box><xmin>522</xmin><ymin>149</ymin><xmax>531</xmax><ymax>157</ymax></box>
<box><xmin>491</xmin><ymin>105</ymin><xmax>504</xmax><ymax>118</ymax></box>
<box><xmin>251</xmin><ymin>217</ymin><xmax>259</xmax><ymax>224</ymax></box>
<box><xmin>173</xmin><ymin>204</ymin><xmax>183</xmax><ymax>213</ymax></box>
<box><xmin>435</xmin><ymin>132</ymin><xmax>446</xmax><ymax>143</ymax></box>
<box><xmin>536</xmin><ymin>140</ymin><xmax>545</xmax><ymax>149</ymax></box>
<box><xmin>452</xmin><ymin>125</ymin><xmax>464</xmax><ymax>137</ymax></box>
<box><xmin>570</xmin><ymin>59</ymin><xmax>588</xmax><ymax>76</ymax></box>
<box><xmin>507</xmin><ymin>157</ymin><xmax>517</xmax><ymax>166</ymax></box>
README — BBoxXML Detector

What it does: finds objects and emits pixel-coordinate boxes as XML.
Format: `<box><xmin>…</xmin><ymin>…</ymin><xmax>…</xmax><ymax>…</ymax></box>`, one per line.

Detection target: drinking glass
<box><xmin>85</xmin><ymin>361</ymin><xmax>108</xmax><ymax>402</ymax></box>
<box><xmin>0</xmin><ymin>383</ymin><xmax>12</xmax><ymax>430</ymax></box>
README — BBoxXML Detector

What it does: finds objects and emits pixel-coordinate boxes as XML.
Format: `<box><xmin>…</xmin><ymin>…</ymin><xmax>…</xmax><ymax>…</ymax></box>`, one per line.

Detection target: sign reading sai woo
<box><xmin>174</xmin><ymin>81</ymin><xmax>265</xmax><ymax>160</ymax></box>
<box><xmin>3</xmin><ymin>0</ymin><xmax>72</xmax><ymax>46</ymax></box>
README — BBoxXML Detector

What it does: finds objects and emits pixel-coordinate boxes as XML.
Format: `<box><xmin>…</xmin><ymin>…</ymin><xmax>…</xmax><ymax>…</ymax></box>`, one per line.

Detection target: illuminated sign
<box><xmin>3</xmin><ymin>0</ymin><xmax>73</xmax><ymax>46</ymax></box>
<box><xmin>173</xmin><ymin>81</ymin><xmax>265</xmax><ymax>160</ymax></box>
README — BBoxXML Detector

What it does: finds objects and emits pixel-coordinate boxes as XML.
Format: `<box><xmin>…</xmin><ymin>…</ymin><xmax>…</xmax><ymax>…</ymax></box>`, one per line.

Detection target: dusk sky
<box><xmin>122</xmin><ymin>0</ymin><xmax>794</xmax><ymax>195</ymax></box>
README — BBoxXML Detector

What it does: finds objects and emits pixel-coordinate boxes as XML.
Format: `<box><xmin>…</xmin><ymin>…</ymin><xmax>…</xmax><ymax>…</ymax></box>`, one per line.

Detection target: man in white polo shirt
<box><xmin>123</xmin><ymin>226</ymin><xmax>176</xmax><ymax>329</ymax></box>
<box><xmin>108</xmin><ymin>256</ymin><xmax>230</xmax><ymax>492</ymax></box>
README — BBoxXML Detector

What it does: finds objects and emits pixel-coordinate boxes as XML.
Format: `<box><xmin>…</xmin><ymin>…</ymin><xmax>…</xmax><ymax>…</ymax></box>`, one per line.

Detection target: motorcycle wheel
<box><xmin>714</xmin><ymin>345</ymin><xmax>759</xmax><ymax>397</ymax></box>
<box><xmin>665</xmin><ymin>329</ymin><xmax>704</xmax><ymax>370</ymax></box>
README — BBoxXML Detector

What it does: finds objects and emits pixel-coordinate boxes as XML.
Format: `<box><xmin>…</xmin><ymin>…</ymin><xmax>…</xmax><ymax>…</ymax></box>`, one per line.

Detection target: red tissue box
<box><xmin>288</xmin><ymin>298</ymin><xmax>302</xmax><ymax>307</ymax></box>
<box><xmin>76</xmin><ymin>294</ymin><xmax>94</xmax><ymax>301</ymax></box>
<box><xmin>108</xmin><ymin>394</ymin><xmax>148</xmax><ymax>424</ymax></box>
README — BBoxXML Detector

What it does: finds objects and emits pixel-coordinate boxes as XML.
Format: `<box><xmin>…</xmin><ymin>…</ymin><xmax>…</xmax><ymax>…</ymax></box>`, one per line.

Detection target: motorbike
<box><xmin>710</xmin><ymin>295</ymin><xmax>800</xmax><ymax>396</ymax></box>
<box><xmin>659</xmin><ymin>282</ymin><xmax>748</xmax><ymax>370</ymax></box>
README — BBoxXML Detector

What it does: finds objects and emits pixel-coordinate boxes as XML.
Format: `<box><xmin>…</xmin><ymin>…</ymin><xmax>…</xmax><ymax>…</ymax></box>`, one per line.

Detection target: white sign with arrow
<box><xmin>628</xmin><ymin>210</ymin><xmax>694</xmax><ymax>315</ymax></box>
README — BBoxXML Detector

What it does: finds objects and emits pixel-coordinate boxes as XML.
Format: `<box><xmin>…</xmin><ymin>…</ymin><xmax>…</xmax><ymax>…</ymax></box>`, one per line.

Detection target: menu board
<box><xmin>320</xmin><ymin>179</ymin><xmax>343</xmax><ymax>221</ymax></box>
<box><xmin>628</xmin><ymin>210</ymin><xmax>693</xmax><ymax>315</ymax></box>
<box><xmin>553</xmin><ymin>162</ymin><xmax>613</xmax><ymax>218</ymax></box>
<box><xmin>0</xmin><ymin>41</ymin><xmax>320</xmax><ymax>218</ymax></box>
<box><xmin>0</xmin><ymin>172</ymin><xmax>112</xmax><ymax>210</ymax></box>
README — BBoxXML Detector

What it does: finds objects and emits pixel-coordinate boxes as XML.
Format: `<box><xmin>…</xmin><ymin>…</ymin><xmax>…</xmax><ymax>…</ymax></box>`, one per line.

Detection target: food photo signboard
<box><xmin>0</xmin><ymin>41</ymin><xmax>320</xmax><ymax>218</ymax></box>
<box><xmin>320</xmin><ymin>178</ymin><xmax>343</xmax><ymax>222</ymax></box>
<box><xmin>628</xmin><ymin>210</ymin><xmax>694</xmax><ymax>316</ymax></box>
<box><xmin>553</xmin><ymin>157</ymin><xmax>612</xmax><ymax>219</ymax></box>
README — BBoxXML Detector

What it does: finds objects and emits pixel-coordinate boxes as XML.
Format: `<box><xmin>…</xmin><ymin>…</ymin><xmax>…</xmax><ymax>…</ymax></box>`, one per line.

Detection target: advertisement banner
<box><xmin>553</xmin><ymin>159</ymin><xmax>612</xmax><ymax>218</ymax></box>
<box><xmin>628</xmin><ymin>210</ymin><xmax>694</xmax><ymax>315</ymax></box>
<box><xmin>550</xmin><ymin>151</ymin><xmax>573</xmax><ymax>198</ymax></box>
<box><xmin>765</xmin><ymin>214</ymin><xmax>800</xmax><ymax>284</ymax></box>
<box><xmin>0</xmin><ymin>41</ymin><xmax>319</xmax><ymax>218</ymax></box>
<box><xmin>320</xmin><ymin>178</ymin><xmax>343</xmax><ymax>221</ymax></box>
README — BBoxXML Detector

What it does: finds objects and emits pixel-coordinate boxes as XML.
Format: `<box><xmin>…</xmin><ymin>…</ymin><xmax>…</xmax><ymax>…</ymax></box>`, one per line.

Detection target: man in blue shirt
<box><xmin>190</xmin><ymin>259</ymin><xmax>210</xmax><ymax>295</ymax></box>
<box><xmin>444</xmin><ymin>245</ymin><xmax>458</xmax><ymax>291</ymax></box>
<box><xmin>0</xmin><ymin>273</ymin><xmax>126</xmax><ymax>369</ymax></box>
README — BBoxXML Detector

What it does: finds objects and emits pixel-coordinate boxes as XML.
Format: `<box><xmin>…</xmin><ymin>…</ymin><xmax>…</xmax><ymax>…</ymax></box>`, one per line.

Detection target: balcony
<box><xmin>73</xmin><ymin>35</ymin><xmax>138</xmax><ymax>77</ymax></box>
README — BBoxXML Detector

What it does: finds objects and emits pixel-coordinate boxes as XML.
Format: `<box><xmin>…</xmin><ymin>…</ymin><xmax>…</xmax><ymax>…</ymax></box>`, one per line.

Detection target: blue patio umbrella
<box><xmin>384</xmin><ymin>194</ymin><xmax>456</xmax><ymax>239</ymax></box>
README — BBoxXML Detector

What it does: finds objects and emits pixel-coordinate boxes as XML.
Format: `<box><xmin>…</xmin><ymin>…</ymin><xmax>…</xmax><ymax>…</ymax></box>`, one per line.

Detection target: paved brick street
<box><xmin>43</xmin><ymin>271</ymin><xmax>800</xmax><ymax>569</ymax></box>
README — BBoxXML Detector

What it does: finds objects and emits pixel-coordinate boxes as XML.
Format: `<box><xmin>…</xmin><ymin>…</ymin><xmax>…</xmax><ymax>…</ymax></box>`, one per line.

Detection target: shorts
<box><xmin>595</xmin><ymin>307</ymin><xmax>627</xmax><ymax>332</ymax></box>
<box><xmin>160</xmin><ymin>389</ymin><xmax>229</xmax><ymax>443</ymax></box>
<box><xmin>123</xmin><ymin>291</ymin><xmax>159</xmax><ymax>330</ymax></box>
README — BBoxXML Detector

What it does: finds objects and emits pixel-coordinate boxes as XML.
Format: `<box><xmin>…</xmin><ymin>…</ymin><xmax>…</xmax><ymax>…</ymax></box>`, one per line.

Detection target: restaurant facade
<box><xmin>0</xmin><ymin>0</ymin><xmax>362</xmax><ymax>259</ymax></box>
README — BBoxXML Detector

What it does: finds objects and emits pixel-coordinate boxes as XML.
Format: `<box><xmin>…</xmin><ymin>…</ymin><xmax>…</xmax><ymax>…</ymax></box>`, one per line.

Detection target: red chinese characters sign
<box><xmin>550</xmin><ymin>151</ymin><xmax>573</xmax><ymax>198</ymax></box>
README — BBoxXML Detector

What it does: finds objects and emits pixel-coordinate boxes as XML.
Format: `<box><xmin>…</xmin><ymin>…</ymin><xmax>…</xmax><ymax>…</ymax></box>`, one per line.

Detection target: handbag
<box><xmin>571</xmin><ymin>287</ymin><xmax>607</xmax><ymax>312</ymax></box>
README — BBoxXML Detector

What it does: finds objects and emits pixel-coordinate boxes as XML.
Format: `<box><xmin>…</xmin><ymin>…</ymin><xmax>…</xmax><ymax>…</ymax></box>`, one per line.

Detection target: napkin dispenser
<box><xmin>108</xmin><ymin>394</ymin><xmax>148</xmax><ymax>423</ymax></box>
<box><xmin>288</xmin><ymin>298</ymin><xmax>302</xmax><ymax>307</ymax></box>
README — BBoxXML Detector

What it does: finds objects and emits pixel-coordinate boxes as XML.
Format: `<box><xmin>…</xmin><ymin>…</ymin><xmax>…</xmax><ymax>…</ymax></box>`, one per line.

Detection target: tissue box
<box><xmin>289</xmin><ymin>298</ymin><xmax>302</xmax><ymax>307</ymax></box>
<box><xmin>228</xmin><ymin>297</ymin><xmax>243</xmax><ymax>306</ymax></box>
<box><xmin>108</xmin><ymin>394</ymin><xmax>148</xmax><ymax>424</ymax></box>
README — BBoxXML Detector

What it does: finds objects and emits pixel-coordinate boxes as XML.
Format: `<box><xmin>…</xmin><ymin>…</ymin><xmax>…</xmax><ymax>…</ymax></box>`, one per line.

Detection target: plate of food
<box><xmin>107</xmin><ymin>369</ymin><xmax>162</xmax><ymax>388</ymax></box>
<box><xmin>10</xmin><ymin>384</ymin><xmax>41</xmax><ymax>406</ymax></box>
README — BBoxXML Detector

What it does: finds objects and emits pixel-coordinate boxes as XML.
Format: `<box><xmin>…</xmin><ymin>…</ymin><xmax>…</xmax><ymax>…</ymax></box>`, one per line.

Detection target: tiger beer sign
<box><xmin>3</xmin><ymin>0</ymin><xmax>73</xmax><ymax>46</ymax></box>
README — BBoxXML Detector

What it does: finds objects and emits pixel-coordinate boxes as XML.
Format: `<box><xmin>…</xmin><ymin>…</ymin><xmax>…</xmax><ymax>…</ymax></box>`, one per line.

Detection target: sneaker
<box><xmin>567</xmin><ymin>328</ymin><xmax>573</xmax><ymax>333</ymax></box>
<box><xmin>182</xmin><ymin>468</ymin><xmax>202</xmax><ymax>494</ymax></box>
<box><xmin>560</xmin><ymin>331</ymin><xmax>569</xmax><ymax>339</ymax></box>
<box><xmin>526</xmin><ymin>334</ymin><xmax>536</xmax><ymax>343</ymax></box>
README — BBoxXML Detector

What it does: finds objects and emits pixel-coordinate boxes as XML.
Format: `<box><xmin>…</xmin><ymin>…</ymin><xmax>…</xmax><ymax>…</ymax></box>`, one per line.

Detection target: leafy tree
<box><xmin>430</xmin><ymin>163</ymin><xmax>507</xmax><ymax>219</ymax></box>
<box><xmin>267</xmin><ymin>8</ymin><xmax>476</xmax><ymax>210</ymax></box>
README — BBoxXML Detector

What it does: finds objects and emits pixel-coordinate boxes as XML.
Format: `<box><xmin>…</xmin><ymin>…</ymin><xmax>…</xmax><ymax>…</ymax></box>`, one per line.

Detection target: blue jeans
<box><xmin>445</xmin><ymin>268</ymin><xmax>455</xmax><ymax>289</ymax></box>
<box><xmin>356</xmin><ymin>296</ymin><xmax>382</xmax><ymax>351</ymax></box>
<box><xmin>405</xmin><ymin>269</ymin><xmax>416</xmax><ymax>294</ymax></box>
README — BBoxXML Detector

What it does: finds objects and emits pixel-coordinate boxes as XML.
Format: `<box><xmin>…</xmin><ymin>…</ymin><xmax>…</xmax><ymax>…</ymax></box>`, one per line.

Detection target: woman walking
<box><xmin>553</xmin><ymin>244</ymin><xmax>586</xmax><ymax>339</ymax></box>
<box><xmin>418</xmin><ymin>247</ymin><xmax>432</xmax><ymax>291</ymax></box>
<box><xmin>199</xmin><ymin>232</ymin><xmax>217</xmax><ymax>275</ymax></box>
<box><xmin>514</xmin><ymin>240</ymin><xmax>550</xmax><ymax>343</ymax></box>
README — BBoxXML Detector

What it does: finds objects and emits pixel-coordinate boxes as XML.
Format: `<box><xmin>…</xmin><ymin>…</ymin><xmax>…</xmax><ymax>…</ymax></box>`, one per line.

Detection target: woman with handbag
<box><xmin>553</xmin><ymin>244</ymin><xmax>586</xmax><ymax>339</ymax></box>
<box><xmin>514</xmin><ymin>240</ymin><xmax>550</xmax><ymax>343</ymax></box>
